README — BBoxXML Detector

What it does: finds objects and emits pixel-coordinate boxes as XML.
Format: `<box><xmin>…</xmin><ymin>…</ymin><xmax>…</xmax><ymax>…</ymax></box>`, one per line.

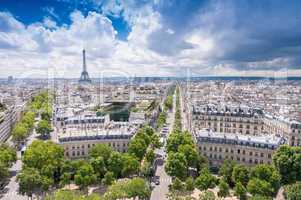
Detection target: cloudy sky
<box><xmin>0</xmin><ymin>0</ymin><xmax>301</xmax><ymax>78</ymax></box>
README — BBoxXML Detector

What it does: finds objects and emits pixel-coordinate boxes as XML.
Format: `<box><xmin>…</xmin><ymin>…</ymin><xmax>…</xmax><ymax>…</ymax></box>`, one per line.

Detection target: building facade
<box><xmin>196</xmin><ymin>129</ymin><xmax>285</xmax><ymax>167</ymax></box>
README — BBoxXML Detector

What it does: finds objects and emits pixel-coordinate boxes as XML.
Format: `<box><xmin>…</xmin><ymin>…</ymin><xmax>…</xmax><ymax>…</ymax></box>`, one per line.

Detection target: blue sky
<box><xmin>0</xmin><ymin>0</ymin><xmax>301</xmax><ymax>77</ymax></box>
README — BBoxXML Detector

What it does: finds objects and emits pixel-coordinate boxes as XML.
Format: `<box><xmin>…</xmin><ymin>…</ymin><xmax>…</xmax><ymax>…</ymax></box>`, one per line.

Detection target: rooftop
<box><xmin>196</xmin><ymin>129</ymin><xmax>286</xmax><ymax>149</ymax></box>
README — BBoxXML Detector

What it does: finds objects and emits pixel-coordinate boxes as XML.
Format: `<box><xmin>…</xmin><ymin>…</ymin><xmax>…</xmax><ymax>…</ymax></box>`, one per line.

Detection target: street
<box><xmin>1</xmin><ymin>127</ymin><xmax>39</xmax><ymax>200</ymax></box>
<box><xmin>150</xmin><ymin>92</ymin><xmax>176</xmax><ymax>200</ymax></box>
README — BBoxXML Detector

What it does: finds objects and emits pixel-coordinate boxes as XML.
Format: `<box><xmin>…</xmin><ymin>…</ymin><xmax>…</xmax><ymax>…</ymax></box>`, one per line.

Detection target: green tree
<box><xmin>12</xmin><ymin>123</ymin><xmax>28</xmax><ymax>145</ymax></box>
<box><xmin>102</xmin><ymin>171</ymin><xmax>115</xmax><ymax>186</ymax></box>
<box><xmin>185</xmin><ymin>177</ymin><xmax>195</xmax><ymax>191</ymax></box>
<box><xmin>128</xmin><ymin>138</ymin><xmax>148</xmax><ymax>160</ymax></box>
<box><xmin>232</xmin><ymin>164</ymin><xmax>249</xmax><ymax>186</ymax></box>
<box><xmin>178</xmin><ymin>144</ymin><xmax>199</xmax><ymax>168</ymax></box>
<box><xmin>219</xmin><ymin>159</ymin><xmax>236</xmax><ymax>187</ymax></box>
<box><xmin>166</xmin><ymin>131</ymin><xmax>194</xmax><ymax>153</ymax></box>
<box><xmin>17</xmin><ymin>167</ymin><xmax>52</xmax><ymax>199</ymax></box>
<box><xmin>171</xmin><ymin>177</ymin><xmax>185</xmax><ymax>191</ymax></box>
<box><xmin>164</xmin><ymin>95</ymin><xmax>173</xmax><ymax>110</ymax></box>
<box><xmin>145</xmin><ymin>149</ymin><xmax>155</xmax><ymax>163</ymax></box>
<box><xmin>0</xmin><ymin>162</ymin><xmax>9</xmax><ymax>182</ymax></box>
<box><xmin>218</xmin><ymin>178</ymin><xmax>230</xmax><ymax>197</ymax></box>
<box><xmin>247</xmin><ymin>178</ymin><xmax>274</xmax><ymax>197</ymax></box>
<box><xmin>272</xmin><ymin>145</ymin><xmax>301</xmax><ymax>184</ymax></box>
<box><xmin>121</xmin><ymin>153</ymin><xmax>140</xmax><ymax>177</ymax></box>
<box><xmin>104</xmin><ymin>178</ymin><xmax>150</xmax><ymax>200</ymax></box>
<box><xmin>234</xmin><ymin>182</ymin><xmax>247</xmax><ymax>200</ymax></box>
<box><xmin>41</xmin><ymin>111</ymin><xmax>51</xmax><ymax>121</ymax></box>
<box><xmin>199</xmin><ymin>190</ymin><xmax>215</xmax><ymax>200</ymax></box>
<box><xmin>195</xmin><ymin>168</ymin><xmax>217</xmax><ymax>191</ymax></box>
<box><xmin>125</xmin><ymin>177</ymin><xmax>151</xmax><ymax>199</ymax></box>
<box><xmin>150</xmin><ymin>134</ymin><xmax>162</xmax><ymax>148</ymax></box>
<box><xmin>165</xmin><ymin>152</ymin><xmax>188</xmax><ymax>179</ymax></box>
<box><xmin>36</xmin><ymin>119</ymin><xmax>52</xmax><ymax>138</ymax></box>
<box><xmin>0</xmin><ymin>144</ymin><xmax>17</xmax><ymax>167</ymax></box>
<box><xmin>22</xmin><ymin>140</ymin><xmax>64</xmax><ymax>184</ymax></box>
<box><xmin>108</xmin><ymin>152</ymin><xmax>124</xmax><ymax>178</ymax></box>
<box><xmin>157</xmin><ymin>111</ymin><xmax>167</xmax><ymax>129</ymax></box>
<box><xmin>248</xmin><ymin>164</ymin><xmax>281</xmax><ymax>196</ymax></box>
<box><xmin>284</xmin><ymin>182</ymin><xmax>301</xmax><ymax>200</ymax></box>
<box><xmin>90</xmin><ymin>156</ymin><xmax>106</xmax><ymax>181</ymax></box>
<box><xmin>74</xmin><ymin>162</ymin><xmax>97</xmax><ymax>191</ymax></box>
<box><xmin>89</xmin><ymin>144</ymin><xmax>112</xmax><ymax>164</ymax></box>
<box><xmin>60</xmin><ymin>172</ymin><xmax>72</xmax><ymax>187</ymax></box>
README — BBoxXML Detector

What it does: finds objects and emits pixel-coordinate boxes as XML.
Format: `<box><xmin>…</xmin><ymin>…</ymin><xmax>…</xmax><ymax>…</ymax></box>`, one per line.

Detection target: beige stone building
<box><xmin>56</xmin><ymin>121</ymin><xmax>138</xmax><ymax>158</ymax></box>
<box><xmin>192</xmin><ymin>104</ymin><xmax>301</xmax><ymax>166</ymax></box>
<box><xmin>192</xmin><ymin>104</ymin><xmax>301</xmax><ymax>146</ymax></box>
<box><xmin>196</xmin><ymin>129</ymin><xmax>285</xmax><ymax>167</ymax></box>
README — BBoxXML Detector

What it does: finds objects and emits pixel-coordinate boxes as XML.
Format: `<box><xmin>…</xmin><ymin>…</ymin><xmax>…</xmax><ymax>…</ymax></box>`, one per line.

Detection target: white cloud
<box><xmin>1</xmin><ymin>0</ymin><xmax>301</xmax><ymax>78</ymax></box>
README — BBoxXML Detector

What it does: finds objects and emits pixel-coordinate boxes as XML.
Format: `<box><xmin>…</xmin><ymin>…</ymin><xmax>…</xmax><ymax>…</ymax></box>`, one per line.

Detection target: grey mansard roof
<box><xmin>196</xmin><ymin>129</ymin><xmax>286</xmax><ymax>150</ymax></box>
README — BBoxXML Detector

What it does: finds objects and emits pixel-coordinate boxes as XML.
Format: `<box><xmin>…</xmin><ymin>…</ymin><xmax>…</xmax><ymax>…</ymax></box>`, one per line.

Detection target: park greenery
<box><xmin>0</xmin><ymin>144</ymin><xmax>17</xmax><ymax>184</ymax></box>
<box><xmin>284</xmin><ymin>182</ymin><xmax>301</xmax><ymax>200</ymax></box>
<box><xmin>16</xmin><ymin>125</ymin><xmax>157</xmax><ymax>199</ymax></box>
<box><xmin>12</xmin><ymin>91</ymin><xmax>53</xmax><ymax>145</ymax></box>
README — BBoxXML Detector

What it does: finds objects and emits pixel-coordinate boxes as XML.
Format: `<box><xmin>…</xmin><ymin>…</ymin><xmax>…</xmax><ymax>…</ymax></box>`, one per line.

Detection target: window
<box><xmin>219</xmin><ymin>147</ymin><xmax>222</xmax><ymax>152</ymax></box>
<box><xmin>260</xmin><ymin>153</ymin><xmax>264</xmax><ymax>157</ymax></box>
<box><xmin>249</xmin><ymin>159</ymin><xmax>253</xmax><ymax>163</ymax></box>
<box><xmin>225</xmin><ymin>148</ymin><xmax>229</xmax><ymax>153</ymax></box>
<box><xmin>242</xmin><ymin>150</ymin><xmax>245</xmax><ymax>155</ymax></box>
<box><xmin>249</xmin><ymin>151</ymin><xmax>253</xmax><ymax>156</ymax></box>
<box><xmin>203</xmin><ymin>147</ymin><xmax>207</xmax><ymax>151</ymax></box>
<box><xmin>268</xmin><ymin>154</ymin><xmax>271</xmax><ymax>158</ymax></box>
<box><xmin>237</xmin><ymin>149</ymin><xmax>240</xmax><ymax>154</ymax></box>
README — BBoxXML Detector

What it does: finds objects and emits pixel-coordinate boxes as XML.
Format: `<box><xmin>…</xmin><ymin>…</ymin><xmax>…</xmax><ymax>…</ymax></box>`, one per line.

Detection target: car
<box><xmin>155</xmin><ymin>179</ymin><xmax>160</xmax><ymax>185</ymax></box>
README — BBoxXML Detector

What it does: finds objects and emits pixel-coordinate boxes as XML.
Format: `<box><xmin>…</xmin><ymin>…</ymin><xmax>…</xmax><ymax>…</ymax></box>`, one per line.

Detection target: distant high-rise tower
<box><xmin>79</xmin><ymin>49</ymin><xmax>92</xmax><ymax>83</ymax></box>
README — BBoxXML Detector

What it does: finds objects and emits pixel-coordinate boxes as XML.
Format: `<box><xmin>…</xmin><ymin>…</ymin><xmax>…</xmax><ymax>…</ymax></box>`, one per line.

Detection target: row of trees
<box><xmin>218</xmin><ymin>160</ymin><xmax>281</xmax><ymax>199</ymax></box>
<box><xmin>12</xmin><ymin>91</ymin><xmax>52</xmax><ymax>146</ymax></box>
<box><xmin>17</xmin><ymin>126</ymin><xmax>158</xmax><ymax>199</ymax></box>
<box><xmin>0</xmin><ymin>144</ymin><xmax>17</xmax><ymax>183</ymax></box>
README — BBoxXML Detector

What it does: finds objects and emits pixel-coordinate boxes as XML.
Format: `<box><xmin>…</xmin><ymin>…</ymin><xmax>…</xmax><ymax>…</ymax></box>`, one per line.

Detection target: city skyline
<box><xmin>0</xmin><ymin>0</ymin><xmax>301</xmax><ymax>78</ymax></box>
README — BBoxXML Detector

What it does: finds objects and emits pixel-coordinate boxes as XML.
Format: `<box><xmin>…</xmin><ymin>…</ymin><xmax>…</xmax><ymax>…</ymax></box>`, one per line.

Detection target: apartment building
<box><xmin>192</xmin><ymin>104</ymin><xmax>301</xmax><ymax>146</ymax></box>
<box><xmin>196</xmin><ymin>129</ymin><xmax>285</xmax><ymax>167</ymax></box>
<box><xmin>0</xmin><ymin>103</ymin><xmax>26</xmax><ymax>142</ymax></box>
<box><xmin>192</xmin><ymin>104</ymin><xmax>264</xmax><ymax>135</ymax></box>
<box><xmin>56</xmin><ymin>121</ymin><xmax>138</xmax><ymax>158</ymax></box>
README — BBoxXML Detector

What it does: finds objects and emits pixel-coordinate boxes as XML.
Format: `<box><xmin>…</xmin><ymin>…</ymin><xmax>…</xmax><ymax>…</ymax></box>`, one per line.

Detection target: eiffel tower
<box><xmin>79</xmin><ymin>49</ymin><xmax>92</xmax><ymax>83</ymax></box>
